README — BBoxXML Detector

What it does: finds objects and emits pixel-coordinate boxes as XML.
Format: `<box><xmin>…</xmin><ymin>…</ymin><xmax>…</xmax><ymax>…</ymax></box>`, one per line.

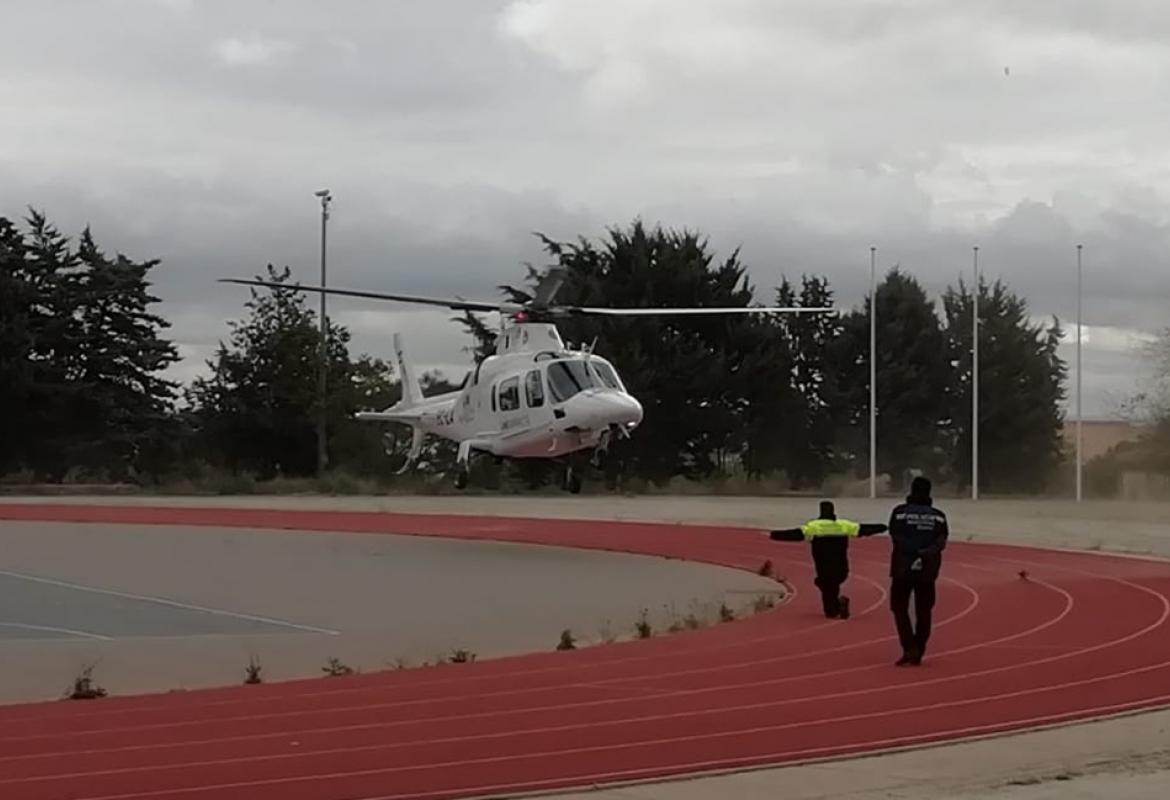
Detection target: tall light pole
<box><xmin>972</xmin><ymin>245</ymin><xmax>980</xmax><ymax>501</ymax></box>
<box><xmin>869</xmin><ymin>246</ymin><xmax>877</xmax><ymax>499</ymax></box>
<box><xmin>315</xmin><ymin>188</ymin><xmax>332</xmax><ymax>478</ymax></box>
<box><xmin>1076</xmin><ymin>244</ymin><xmax>1083</xmax><ymax>503</ymax></box>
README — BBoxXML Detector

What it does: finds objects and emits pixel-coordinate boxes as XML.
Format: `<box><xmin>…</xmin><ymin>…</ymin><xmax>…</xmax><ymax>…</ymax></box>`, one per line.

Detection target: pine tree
<box><xmin>734</xmin><ymin>305</ymin><xmax>801</xmax><ymax>482</ymax></box>
<box><xmin>18</xmin><ymin>211</ymin><xmax>89</xmax><ymax>479</ymax></box>
<box><xmin>511</xmin><ymin>221</ymin><xmax>769</xmax><ymax>483</ymax></box>
<box><xmin>0</xmin><ymin>217</ymin><xmax>33</xmax><ymax>474</ymax></box>
<box><xmin>0</xmin><ymin>211</ymin><xmax>181</xmax><ymax>480</ymax></box>
<box><xmin>69</xmin><ymin>228</ymin><xmax>180</xmax><ymax>479</ymax></box>
<box><xmin>187</xmin><ymin>265</ymin><xmax>396</xmax><ymax>479</ymax></box>
<box><xmin>828</xmin><ymin>268</ymin><xmax>949</xmax><ymax>485</ymax></box>
<box><xmin>942</xmin><ymin>276</ymin><xmax>1068</xmax><ymax>492</ymax></box>
<box><xmin>454</xmin><ymin>309</ymin><xmax>499</xmax><ymax>364</ymax></box>
<box><xmin>772</xmin><ymin>275</ymin><xmax>845</xmax><ymax>485</ymax></box>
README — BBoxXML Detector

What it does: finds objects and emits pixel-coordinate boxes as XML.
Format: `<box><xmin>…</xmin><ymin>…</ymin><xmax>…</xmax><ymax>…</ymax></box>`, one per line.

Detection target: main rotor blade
<box><xmin>218</xmin><ymin>278</ymin><xmax>504</xmax><ymax>313</ymax></box>
<box><xmin>565</xmin><ymin>305</ymin><xmax>836</xmax><ymax>316</ymax></box>
<box><xmin>530</xmin><ymin>267</ymin><xmax>566</xmax><ymax>308</ymax></box>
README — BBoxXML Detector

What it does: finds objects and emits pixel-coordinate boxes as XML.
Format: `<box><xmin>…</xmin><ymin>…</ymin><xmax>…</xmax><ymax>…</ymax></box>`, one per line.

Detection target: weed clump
<box><xmin>323</xmin><ymin>657</ymin><xmax>355</xmax><ymax>677</ymax></box>
<box><xmin>752</xmin><ymin>592</ymin><xmax>780</xmax><ymax>613</ymax></box>
<box><xmin>719</xmin><ymin>602</ymin><xmax>736</xmax><ymax>623</ymax></box>
<box><xmin>556</xmin><ymin>629</ymin><xmax>577</xmax><ymax>651</ymax></box>
<box><xmin>597</xmin><ymin>618</ymin><xmax>616</xmax><ymax>644</ymax></box>
<box><xmin>635</xmin><ymin>608</ymin><xmax>653</xmax><ymax>639</ymax></box>
<box><xmin>244</xmin><ymin>655</ymin><xmax>263</xmax><ymax>685</ymax></box>
<box><xmin>66</xmin><ymin>664</ymin><xmax>107</xmax><ymax>700</ymax></box>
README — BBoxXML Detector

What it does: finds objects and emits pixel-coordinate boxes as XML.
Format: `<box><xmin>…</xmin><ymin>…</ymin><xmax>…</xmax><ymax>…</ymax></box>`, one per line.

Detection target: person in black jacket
<box><xmin>769</xmin><ymin>500</ymin><xmax>888</xmax><ymax>619</ymax></box>
<box><xmin>887</xmin><ymin>476</ymin><xmax>949</xmax><ymax>666</ymax></box>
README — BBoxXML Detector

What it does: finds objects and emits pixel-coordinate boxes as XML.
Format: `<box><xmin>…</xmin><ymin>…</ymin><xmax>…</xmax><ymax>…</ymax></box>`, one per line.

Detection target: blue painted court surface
<box><xmin>0</xmin><ymin>569</ymin><xmax>321</xmax><ymax>641</ymax></box>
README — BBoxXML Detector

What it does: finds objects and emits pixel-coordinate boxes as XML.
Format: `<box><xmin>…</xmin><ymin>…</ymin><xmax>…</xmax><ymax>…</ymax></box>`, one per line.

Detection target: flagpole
<box><xmin>972</xmin><ymin>245</ymin><xmax>979</xmax><ymax>501</ymax></box>
<box><xmin>870</xmin><ymin>246</ymin><xmax>877</xmax><ymax>500</ymax></box>
<box><xmin>1076</xmin><ymin>244</ymin><xmax>1083</xmax><ymax>503</ymax></box>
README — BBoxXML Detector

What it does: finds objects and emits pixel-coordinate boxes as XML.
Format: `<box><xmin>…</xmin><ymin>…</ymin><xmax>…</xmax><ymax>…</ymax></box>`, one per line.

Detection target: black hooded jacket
<box><xmin>887</xmin><ymin>489</ymin><xmax>949</xmax><ymax>580</ymax></box>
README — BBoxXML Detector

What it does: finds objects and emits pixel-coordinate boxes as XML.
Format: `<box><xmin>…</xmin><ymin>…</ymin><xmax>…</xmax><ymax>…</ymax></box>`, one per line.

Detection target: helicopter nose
<box><xmin>619</xmin><ymin>394</ymin><xmax>643</xmax><ymax>427</ymax></box>
<box><xmin>573</xmin><ymin>391</ymin><xmax>642</xmax><ymax>429</ymax></box>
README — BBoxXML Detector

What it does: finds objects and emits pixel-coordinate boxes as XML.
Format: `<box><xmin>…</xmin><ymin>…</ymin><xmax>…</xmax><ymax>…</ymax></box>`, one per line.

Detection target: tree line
<box><xmin>1</xmin><ymin>211</ymin><xmax>1086</xmax><ymax>494</ymax></box>
<box><xmin>459</xmin><ymin>223</ymin><xmax>1069</xmax><ymax>493</ymax></box>
<box><xmin>1085</xmin><ymin>327</ymin><xmax>1170</xmax><ymax>494</ymax></box>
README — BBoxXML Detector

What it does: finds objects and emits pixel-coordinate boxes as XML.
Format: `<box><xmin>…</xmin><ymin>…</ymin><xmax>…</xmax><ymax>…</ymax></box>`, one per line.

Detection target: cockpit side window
<box><xmin>498</xmin><ymin>376</ymin><xmax>521</xmax><ymax>411</ymax></box>
<box><xmin>546</xmin><ymin>359</ymin><xmax>596</xmax><ymax>403</ymax></box>
<box><xmin>524</xmin><ymin>369</ymin><xmax>544</xmax><ymax>407</ymax></box>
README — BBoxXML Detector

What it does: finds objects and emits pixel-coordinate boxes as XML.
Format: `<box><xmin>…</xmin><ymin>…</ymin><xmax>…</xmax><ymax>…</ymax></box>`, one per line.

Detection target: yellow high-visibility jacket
<box><xmin>770</xmin><ymin>518</ymin><xmax>887</xmax><ymax>542</ymax></box>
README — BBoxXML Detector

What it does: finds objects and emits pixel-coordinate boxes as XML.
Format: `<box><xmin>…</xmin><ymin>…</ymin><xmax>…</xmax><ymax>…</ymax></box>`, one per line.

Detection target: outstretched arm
<box><xmin>858</xmin><ymin>523</ymin><xmax>888</xmax><ymax>537</ymax></box>
<box><xmin>768</xmin><ymin>527</ymin><xmax>805</xmax><ymax>542</ymax></box>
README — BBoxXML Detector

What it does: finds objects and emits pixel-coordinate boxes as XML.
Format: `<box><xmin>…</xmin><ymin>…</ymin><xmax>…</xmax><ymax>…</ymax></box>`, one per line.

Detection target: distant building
<box><xmin>1061</xmin><ymin>419</ymin><xmax>1143</xmax><ymax>462</ymax></box>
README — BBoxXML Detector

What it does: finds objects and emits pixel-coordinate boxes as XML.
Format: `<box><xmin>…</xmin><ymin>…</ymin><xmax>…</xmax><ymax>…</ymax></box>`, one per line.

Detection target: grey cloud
<box><xmin>969</xmin><ymin>0</ymin><xmax>1170</xmax><ymax>45</ymax></box>
<box><xmin>0</xmin><ymin>165</ymin><xmax>595</xmax><ymax>301</ymax></box>
<box><xmin>757</xmin><ymin>0</ymin><xmax>1170</xmax><ymax>49</ymax></box>
<box><xmin>635</xmin><ymin>189</ymin><xmax>1170</xmax><ymax>346</ymax></box>
<box><xmin>2</xmin><ymin>0</ymin><xmax>542</xmax><ymax>122</ymax></box>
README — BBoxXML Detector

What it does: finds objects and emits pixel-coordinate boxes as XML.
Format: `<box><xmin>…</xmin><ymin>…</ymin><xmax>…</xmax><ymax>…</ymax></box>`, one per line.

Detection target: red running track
<box><xmin>3</xmin><ymin>503</ymin><xmax>1170</xmax><ymax>800</ymax></box>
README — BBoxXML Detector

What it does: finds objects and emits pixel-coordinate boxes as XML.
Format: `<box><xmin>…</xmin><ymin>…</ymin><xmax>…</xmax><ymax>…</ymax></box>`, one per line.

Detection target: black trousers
<box><xmin>814</xmin><ymin>575</ymin><xmax>843</xmax><ymax>617</ymax></box>
<box><xmin>890</xmin><ymin>575</ymin><xmax>937</xmax><ymax>653</ymax></box>
<box><xmin>811</xmin><ymin>540</ymin><xmax>849</xmax><ymax>618</ymax></box>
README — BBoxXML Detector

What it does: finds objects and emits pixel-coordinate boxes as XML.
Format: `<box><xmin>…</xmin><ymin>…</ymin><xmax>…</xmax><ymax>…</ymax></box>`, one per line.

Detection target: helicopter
<box><xmin>220</xmin><ymin>269</ymin><xmax>834</xmax><ymax>493</ymax></box>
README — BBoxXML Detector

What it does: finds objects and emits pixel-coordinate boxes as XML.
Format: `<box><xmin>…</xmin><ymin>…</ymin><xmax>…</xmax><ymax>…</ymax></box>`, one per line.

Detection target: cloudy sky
<box><xmin>2</xmin><ymin>0</ymin><xmax>1168</xmax><ymax>418</ymax></box>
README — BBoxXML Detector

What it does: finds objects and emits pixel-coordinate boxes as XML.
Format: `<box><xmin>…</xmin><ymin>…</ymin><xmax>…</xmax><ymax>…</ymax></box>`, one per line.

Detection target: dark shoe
<box><xmin>896</xmin><ymin>647</ymin><xmax>921</xmax><ymax>666</ymax></box>
<box><xmin>838</xmin><ymin>596</ymin><xmax>851</xmax><ymax>619</ymax></box>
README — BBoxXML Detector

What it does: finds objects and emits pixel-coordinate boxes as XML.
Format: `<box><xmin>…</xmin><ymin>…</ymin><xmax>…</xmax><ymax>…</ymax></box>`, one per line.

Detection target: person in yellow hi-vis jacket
<box><xmin>767</xmin><ymin>500</ymin><xmax>888</xmax><ymax>619</ymax></box>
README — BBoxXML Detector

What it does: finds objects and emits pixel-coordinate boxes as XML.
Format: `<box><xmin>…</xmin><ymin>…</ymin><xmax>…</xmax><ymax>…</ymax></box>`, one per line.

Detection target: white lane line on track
<box><xmin>0</xmin><ymin>569</ymin><xmax>339</xmax><ymax>636</ymax></box>
<box><xmin>592</xmin><ymin>570</ymin><xmax>979</xmax><ymax>689</ymax></box>
<box><xmin>48</xmin><ymin>662</ymin><xmax>1170</xmax><ymax>800</ymax></box>
<box><xmin>0</xmin><ymin>622</ymin><xmax>112</xmax><ymax>641</ymax></box>
<box><xmin>354</xmin><ymin>693</ymin><xmax>1170</xmax><ymax>800</ymax></box>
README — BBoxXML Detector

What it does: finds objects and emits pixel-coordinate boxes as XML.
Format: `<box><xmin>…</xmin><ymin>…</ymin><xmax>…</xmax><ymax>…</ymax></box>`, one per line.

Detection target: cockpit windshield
<box><xmin>590</xmin><ymin>359</ymin><xmax>623</xmax><ymax>391</ymax></box>
<box><xmin>546</xmin><ymin>359</ymin><xmax>597</xmax><ymax>403</ymax></box>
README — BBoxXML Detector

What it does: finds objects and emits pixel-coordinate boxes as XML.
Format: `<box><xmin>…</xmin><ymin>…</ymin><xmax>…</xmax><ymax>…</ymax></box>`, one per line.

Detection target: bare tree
<box><xmin>1127</xmin><ymin>328</ymin><xmax>1170</xmax><ymax>425</ymax></box>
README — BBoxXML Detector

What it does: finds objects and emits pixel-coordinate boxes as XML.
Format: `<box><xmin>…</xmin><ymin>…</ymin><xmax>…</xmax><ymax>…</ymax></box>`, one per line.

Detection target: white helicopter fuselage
<box><xmin>356</xmin><ymin>321</ymin><xmax>643</xmax><ymax>466</ymax></box>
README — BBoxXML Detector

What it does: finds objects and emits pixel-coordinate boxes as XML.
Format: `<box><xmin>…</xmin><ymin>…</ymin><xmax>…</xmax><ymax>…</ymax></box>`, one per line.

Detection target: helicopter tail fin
<box><xmin>357</xmin><ymin>333</ymin><xmax>427</xmax><ymax>474</ymax></box>
<box><xmin>392</xmin><ymin>332</ymin><xmax>424</xmax><ymax>408</ymax></box>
